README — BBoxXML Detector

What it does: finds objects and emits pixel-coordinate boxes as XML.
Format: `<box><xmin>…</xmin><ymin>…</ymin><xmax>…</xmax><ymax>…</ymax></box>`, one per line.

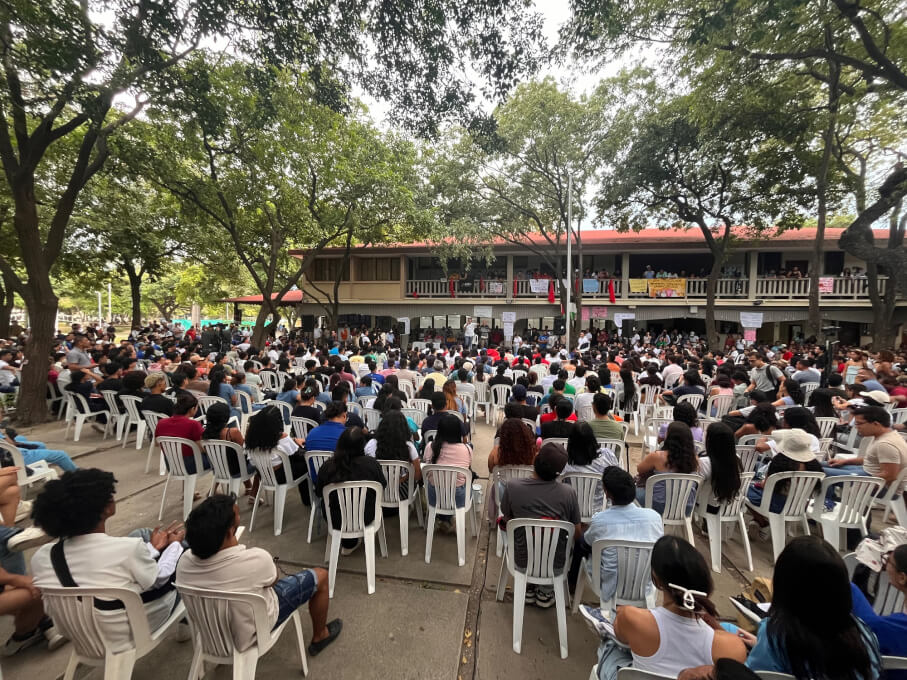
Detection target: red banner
<box><xmin>449</xmin><ymin>279</ymin><xmax>456</xmax><ymax>298</ymax></box>
<box><xmin>608</xmin><ymin>279</ymin><xmax>616</xmax><ymax>303</ymax></box>
<box><xmin>548</xmin><ymin>279</ymin><xmax>555</xmax><ymax>303</ymax></box>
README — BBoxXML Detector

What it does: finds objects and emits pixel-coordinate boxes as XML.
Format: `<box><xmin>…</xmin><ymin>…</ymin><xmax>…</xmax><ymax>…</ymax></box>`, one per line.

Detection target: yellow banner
<box><xmin>648</xmin><ymin>278</ymin><xmax>687</xmax><ymax>298</ymax></box>
<box><xmin>628</xmin><ymin>279</ymin><xmax>649</xmax><ymax>293</ymax></box>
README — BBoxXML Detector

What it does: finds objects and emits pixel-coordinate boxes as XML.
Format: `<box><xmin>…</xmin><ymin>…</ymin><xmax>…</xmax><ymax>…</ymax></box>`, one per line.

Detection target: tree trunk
<box><xmin>16</xmin><ymin>297</ymin><xmax>57</xmax><ymax>425</ymax></box>
<box><xmin>706</xmin><ymin>259</ymin><xmax>721</xmax><ymax>350</ymax></box>
<box><xmin>125</xmin><ymin>266</ymin><xmax>143</xmax><ymax>330</ymax></box>
<box><xmin>808</xmin><ymin>58</ymin><xmax>841</xmax><ymax>340</ymax></box>
<box><xmin>0</xmin><ymin>274</ymin><xmax>13</xmax><ymax>339</ymax></box>
<box><xmin>250</xmin><ymin>305</ymin><xmax>272</xmax><ymax>347</ymax></box>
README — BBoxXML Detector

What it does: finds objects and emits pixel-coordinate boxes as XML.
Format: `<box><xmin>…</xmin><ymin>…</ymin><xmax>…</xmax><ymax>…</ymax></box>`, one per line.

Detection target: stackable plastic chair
<box><xmin>872</xmin><ymin>466</ymin><xmax>907</xmax><ymax>528</ymax></box>
<box><xmin>177</xmin><ymin>583</ymin><xmax>308</xmax><ymax>680</ymax></box>
<box><xmin>744</xmin><ymin>471</ymin><xmax>824</xmax><ymax>561</ymax></box>
<box><xmin>423</xmin><ymin>464</ymin><xmax>475</xmax><ymax>566</ymax></box>
<box><xmin>874</xmin><ymin>570</ymin><xmax>906</xmax><ymax>615</ymax></box>
<box><xmin>0</xmin><ymin>439</ymin><xmax>57</xmax><ymax>497</ymax></box>
<box><xmin>100</xmin><ymin>390</ymin><xmax>126</xmax><ymax>440</ymax></box>
<box><xmin>261</xmin><ymin>400</ymin><xmax>292</xmax><ymax>433</ymax></box>
<box><xmin>597</xmin><ymin>439</ymin><xmax>628</xmax><ymax>472</ymax></box>
<box><xmin>378</xmin><ymin>460</ymin><xmax>424</xmax><ymax>556</ymax></box>
<box><xmin>40</xmin><ymin>585</ymin><xmax>186</xmax><ymax>680</ymax></box>
<box><xmin>700</xmin><ymin>472</ymin><xmax>755</xmax><ymax>573</ymax></box>
<box><xmin>489</xmin><ymin>384</ymin><xmax>512</xmax><ymax>424</ymax></box>
<box><xmin>362</xmin><ymin>407</ymin><xmax>382</xmax><ymax>431</ymax></box>
<box><xmin>561</xmin><ymin>472</ymin><xmax>603</xmax><ymax>523</ymax></box>
<box><xmin>492</xmin><ymin>465</ymin><xmax>535</xmax><ymax>557</ymax></box>
<box><xmin>676</xmin><ymin>393</ymin><xmax>704</xmax><ymax>411</ymax></box>
<box><xmin>644</xmin><ymin>473</ymin><xmax>702</xmax><ymax>544</ymax></box>
<box><xmin>202</xmin><ymin>439</ymin><xmax>254</xmax><ymax>498</ymax></box>
<box><xmin>303</xmin><ymin>451</ymin><xmax>333</xmax><ymax>543</ymax></box>
<box><xmin>118</xmin><ymin>395</ymin><xmax>146</xmax><ymax>448</ymax></box>
<box><xmin>495</xmin><ymin>518</ymin><xmax>575</xmax><ymax>658</ymax></box>
<box><xmin>247</xmin><ymin>448</ymin><xmax>306</xmax><ymax>536</ymax></box>
<box><xmin>290</xmin><ymin>416</ymin><xmax>319</xmax><ymax>440</ymax></box>
<box><xmin>64</xmin><ymin>392</ymin><xmax>111</xmax><ymax>443</ymax></box>
<box><xmin>540</xmin><ymin>437</ymin><xmax>569</xmax><ymax>449</ymax></box>
<box><xmin>816</xmin><ymin>417</ymin><xmax>839</xmax><ymax>439</ymax></box>
<box><xmin>572</xmin><ymin>539</ymin><xmax>656</xmax><ymax>618</ymax></box>
<box><xmin>141</xmin><ymin>411</ymin><xmax>168</xmax><ymax>474</ymax></box>
<box><xmin>410</xmin><ymin>398</ymin><xmax>432</xmax><ymax>415</ymax></box>
<box><xmin>197</xmin><ymin>396</ymin><xmax>229</xmax><ymax>418</ymax></box>
<box><xmin>705</xmin><ymin>394</ymin><xmax>735</xmax><ymax>421</ymax></box>
<box><xmin>322</xmin><ymin>480</ymin><xmax>387</xmax><ymax>597</ymax></box>
<box><xmin>810</xmin><ymin>475</ymin><xmax>885</xmax><ymax>551</ymax></box>
<box><xmin>401</xmin><ymin>408</ymin><xmax>426</xmax><ymax>427</ymax></box>
<box><xmin>736</xmin><ymin>445</ymin><xmax>763</xmax><ymax>474</ymax></box>
<box><xmin>157</xmin><ymin>437</ymin><xmax>213</xmax><ymax>520</ymax></box>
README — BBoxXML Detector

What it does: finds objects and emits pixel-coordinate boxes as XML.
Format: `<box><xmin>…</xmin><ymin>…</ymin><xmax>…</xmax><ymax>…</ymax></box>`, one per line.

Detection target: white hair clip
<box><xmin>668</xmin><ymin>583</ymin><xmax>707</xmax><ymax>611</ymax></box>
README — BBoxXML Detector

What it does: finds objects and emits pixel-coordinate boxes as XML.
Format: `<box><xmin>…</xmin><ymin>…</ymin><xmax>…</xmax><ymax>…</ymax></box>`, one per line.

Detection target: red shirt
<box><xmin>539</xmin><ymin>412</ymin><xmax>577</xmax><ymax>424</ymax></box>
<box><xmin>487</xmin><ymin>348</ymin><xmax>501</xmax><ymax>362</ymax></box>
<box><xmin>155</xmin><ymin>415</ymin><xmax>203</xmax><ymax>456</ymax></box>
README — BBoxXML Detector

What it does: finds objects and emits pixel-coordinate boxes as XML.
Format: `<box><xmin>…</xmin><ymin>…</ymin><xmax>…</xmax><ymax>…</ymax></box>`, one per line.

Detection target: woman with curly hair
<box><xmin>487</xmin><ymin>418</ymin><xmax>537</xmax><ymax>473</ymax></box>
<box><xmin>635</xmin><ymin>421</ymin><xmax>701</xmax><ymax>512</ymax></box>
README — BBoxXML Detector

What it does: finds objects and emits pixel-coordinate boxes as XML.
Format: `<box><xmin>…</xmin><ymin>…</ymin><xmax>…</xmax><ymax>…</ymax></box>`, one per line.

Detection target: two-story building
<box><xmin>224</xmin><ymin>227</ymin><xmax>904</xmax><ymax>347</ymax></box>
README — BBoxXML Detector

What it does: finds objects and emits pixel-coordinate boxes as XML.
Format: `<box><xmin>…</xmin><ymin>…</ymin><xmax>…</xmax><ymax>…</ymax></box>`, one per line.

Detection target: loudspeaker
<box><xmin>621</xmin><ymin>319</ymin><xmax>634</xmax><ymax>337</ymax></box>
<box><xmin>553</xmin><ymin>316</ymin><xmax>566</xmax><ymax>334</ymax></box>
<box><xmin>300</xmin><ymin>315</ymin><xmax>315</xmax><ymax>332</ymax></box>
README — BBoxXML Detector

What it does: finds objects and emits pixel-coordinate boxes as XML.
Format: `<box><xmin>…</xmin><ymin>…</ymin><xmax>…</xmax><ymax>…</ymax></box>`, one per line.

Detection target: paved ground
<box><xmin>0</xmin><ymin>414</ymin><xmax>888</xmax><ymax>680</ymax></box>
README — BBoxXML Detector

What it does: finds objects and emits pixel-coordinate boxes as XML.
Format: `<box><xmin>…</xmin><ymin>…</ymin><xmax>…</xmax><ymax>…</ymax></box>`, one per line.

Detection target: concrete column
<box><xmin>747</xmin><ymin>251</ymin><xmax>758</xmax><ymax>299</ymax></box>
<box><xmin>506</xmin><ymin>255</ymin><xmax>514</xmax><ymax>300</ymax></box>
<box><xmin>399</xmin><ymin>254</ymin><xmax>405</xmax><ymax>298</ymax></box>
<box><xmin>621</xmin><ymin>252</ymin><xmax>630</xmax><ymax>300</ymax></box>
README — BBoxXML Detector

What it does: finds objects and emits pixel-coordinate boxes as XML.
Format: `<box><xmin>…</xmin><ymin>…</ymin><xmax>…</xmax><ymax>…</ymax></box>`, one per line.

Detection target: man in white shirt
<box><xmin>512</xmin><ymin>333</ymin><xmax>522</xmax><ymax>354</ymax></box>
<box><xmin>463</xmin><ymin>318</ymin><xmax>477</xmax><ymax>350</ymax></box>
<box><xmin>178</xmin><ymin>495</ymin><xmax>341</xmax><ymax>655</ymax></box>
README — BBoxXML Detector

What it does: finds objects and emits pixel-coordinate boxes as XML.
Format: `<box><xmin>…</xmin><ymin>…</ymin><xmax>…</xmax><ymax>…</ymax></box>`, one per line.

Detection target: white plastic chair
<box><xmin>816</xmin><ymin>417</ymin><xmax>839</xmax><ymax>439</ymax></box>
<box><xmin>473</xmin><ymin>381</ymin><xmax>490</xmax><ymax>420</ymax></box>
<box><xmin>64</xmin><ymin>392</ymin><xmax>111</xmax><ymax>443</ymax></box>
<box><xmin>644</xmin><ymin>473</ymin><xmax>703</xmax><ymax>544</ymax></box>
<box><xmin>202</xmin><ymin>440</ymin><xmax>254</xmax><ymax>498</ymax></box>
<box><xmin>493</xmin><ymin>465</ymin><xmax>535</xmax><ymax>557</ymax></box>
<box><xmin>399</xmin><ymin>381</ymin><xmax>415</xmax><ymax>400</ymax></box>
<box><xmin>40</xmin><ymin>584</ymin><xmax>186</xmax><ymax>680</ymax></box>
<box><xmin>177</xmin><ymin>583</ymin><xmax>308</xmax><ymax>680</ymax></box>
<box><xmin>100</xmin><ymin>390</ymin><xmax>126</xmax><ymax>441</ymax></box>
<box><xmin>47</xmin><ymin>380</ymin><xmax>65</xmax><ymax>419</ymax></box>
<box><xmin>362</xmin><ymin>407</ymin><xmax>382</xmax><ymax>431</ymax></box>
<box><xmin>346</xmin><ymin>401</ymin><xmax>363</xmax><ymax>420</ymax></box>
<box><xmin>303</xmin><ymin>451</ymin><xmax>333</xmax><ymax>543</ymax></box>
<box><xmin>423</xmin><ymin>463</ymin><xmax>476</xmax><ymax>566</ymax></box>
<box><xmin>157</xmin><ymin>437</ymin><xmax>213</xmax><ymax>520</ymax></box>
<box><xmin>572</xmin><ymin>539</ymin><xmax>656</xmax><ymax>617</ymax></box>
<box><xmin>401</xmin><ymin>407</ymin><xmax>426</xmax><ymax>427</ymax></box>
<box><xmin>141</xmin><ymin>411</ymin><xmax>168</xmax><ymax>474</ymax></box>
<box><xmin>800</xmin><ymin>382</ymin><xmax>820</xmax><ymax>405</ymax></box>
<box><xmin>236</xmin><ymin>391</ymin><xmax>254</xmax><ymax>431</ymax></box>
<box><xmin>322</xmin><ymin>480</ymin><xmax>387</xmax><ymax>597</ymax></box>
<box><xmin>561</xmin><ymin>472</ymin><xmax>603</xmax><ymax>523</ymax></box>
<box><xmin>261</xmin><ymin>400</ymin><xmax>292</xmax><ymax>434</ymax></box>
<box><xmin>290</xmin><ymin>416</ymin><xmax>319</xmax><ymax>440</ymax></box>
<box><xmin>119</xmin><ymin>395</ymin><xmax>146</xmax><ymax>449</ymax></box>
<box><xmin>357</xmin><ymin>395</ymin><xmax>376</xmax><ymax>409</ymax></box>
<box><xmin>676</xmin><ymin>393</ymin><xmax>704</xmax><ymax>411</ymax></box>
<box><xmin>489</xmin><ymin>384</ymin><xmax>512</xmax><ymax>424</ymax></box>
<box><xmin>744</xmin><ymin>471</ymin><xmax>824</xmax><ymax>561</ymax></box>
<box><xmin>736</xmin><ymin>445</ymin><xmax>763</xmax><ymax>473</ymax></box>
<box><xmin>810</xmin><ymin>475</ymin><xmax>885</xmax><ymax>551</ymax></box>
<box><xmin>701</xmin><ymin>472</ymin><xmax>755</xmax><ymax>573</ymax></box>
<box><xmin>410</xmin><ymin>398</ymin><xmax>432</xmax><ymax>415</ymax></box>
<box><xmin>495</xmin><ymin>518</ymin><xmax>575</xmax><ymax>658</ymax></box>
<box><xmin>874</xmin><ymin>570</ymin><xmax>906</xmax><ymax>615</ymax></box>
<box><xmin>0</xmin><ymin>439</ymin><xmax>57</xmax><ymax>496</ymax></box>
<box><xmin>597</xmin><ymin>439</ymin><xmax>628</xmax><ymax>472</ymax></box>
<box><xmin>872</xmin><ymin>466</ymin><xmax>907</xmax><ymax>528</ymax></box>
<box><xmin>540</xmin><ymin>437</ymin><xmax>569</xmax><ymax>449</ymax></box>
<box><xmin>705</xmin><ymin>394</ymin><xmax>734</xmax><ymax>420</ymax></box>
<box><xmin>197</xmin><ymin>395</ymin><xmax>229</xmax><ymax>418</ymax></box>
<box><xmin>378</xmin><ymin>460</ymin><xmax>424</xmax><ymax>556</ymax></box>
<box><xmin>247</xmin><ymin>448</ymin><xmax>307</xmax><ymax>536</ymax></box>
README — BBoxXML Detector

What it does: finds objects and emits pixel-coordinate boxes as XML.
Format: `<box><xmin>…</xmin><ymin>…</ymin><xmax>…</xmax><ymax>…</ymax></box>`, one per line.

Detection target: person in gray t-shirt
<box><xmin>790</xmin><ymin>359</ymin><xmax>821</xmax><ymax>385</ymax></box>
<box><xmin>746</xmin><ymin>353</ymin><xmax>784</xmax><ymax>396</ymax></box>
<box><xmin>65</xmin><ymin>336</ymin><xmax>95</xmax><ymax>379</ymax></box>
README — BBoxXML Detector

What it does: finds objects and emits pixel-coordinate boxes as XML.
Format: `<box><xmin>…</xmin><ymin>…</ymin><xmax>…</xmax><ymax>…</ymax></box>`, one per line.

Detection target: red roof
<box><xmin>290</xmin><ymin>226</ymin><xmax>876</xmax><ymax>256</ymax></box>
<box><xmin>220</xmin><ymin>290</ymin><xmax>304</xmax><ymax>304</ymax></box>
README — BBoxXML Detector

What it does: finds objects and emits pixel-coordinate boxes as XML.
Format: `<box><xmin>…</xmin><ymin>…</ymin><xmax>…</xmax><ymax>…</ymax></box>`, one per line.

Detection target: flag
<box><xmin>513</xmin><ymin>279</ymin><xmax>518</xmax><ymax>297</ymax></box>
<box><xmin>548</xmin><ymin>279</ymin><xmax>555</xmax><ymax>303</ymax></box>
<box><xmin>574</xmin><ymin>277</ymin><xmax>579</xmax><ymax>293</ymax></box>
<box><xmin>413</xmin><ymin>291</ymin><xmax>419</xmax><ymax>299</ymax></box>
<box><xmin>449</xmin><ymin>279</ymin><xmax>456</xmax><ymax>298</ymax></box>
<box><xmin>608</xmin><ymin>278</ymin><xmax>616</xmax><ymax>303</ymax></box>
<box><xmin>479</xmin><ymin>276</ymin><xmax>485</xmax><ymax>292</ymax></box>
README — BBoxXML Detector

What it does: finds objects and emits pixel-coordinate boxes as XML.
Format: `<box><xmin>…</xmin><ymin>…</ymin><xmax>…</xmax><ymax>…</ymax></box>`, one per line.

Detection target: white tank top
<box><xmin>631</xmin><ymin>607</ymin><xmax>715</xmax><ymax>676</ymax></box>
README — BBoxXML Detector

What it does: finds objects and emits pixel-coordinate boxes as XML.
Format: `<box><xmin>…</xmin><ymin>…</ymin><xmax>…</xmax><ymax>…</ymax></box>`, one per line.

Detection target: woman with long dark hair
<box><xmin>564</xmin><ymin>422</ymin><xmax>618</xmax><ymax>511</ymax></box>
<box><xmin>618</xmin><ymin>368</ymin><xmax>636</xmax><ymax>414</ymax></box>
<box><xmin>809</xmin><ymin>388</ymin><xmax>839</xmax><ymax>419</ymax></box>
<box><xmin>365</xmin><ymin>409</ymin><xmax>421</xmax><ymax>482</ymax></box>
<box><xmin>424</xmin><ymin>413</ymin><xmax>472</xmax><ymax>528</ymax></box>
<box><xmin>245</xmin><ymin>405</ymin><xmax>308</xmax><ymax>504</ymax></box>
<box><xmin>207</xmin><ymin>365</ymin><xmax>241</xmax><ymax>421</ymax></box>
<box><xmin>635</xmin><ymin>421</ymin><xmax>700</xmax><ymax>511</ymax></box>
<box><xmin>746</xmin><ymin>536</ymin><xmax>881</xmax><ymax>680</ymax></box>
<box><xmin>416</xmin><ymin>378</ymin><xmax>435</xmax><ymax>400</ymax></box>
<box><xmin>315</xmin><ymin>427</ymin><xmax>387</xmax><ymax>553</ymax></box>
<box><xmin>202</xmin><ymin>401</ymin><xmax>256</xmax><ymax>496</ymax></box>
<box><xmin>594</xmin><ymin>535</ymin><xmax>746</xmax><ymax>680</ymax></box>
<box><xmin>699</xmin><ymin>422</ymin><xmax>742</xmax><ymax>508</ymax></box>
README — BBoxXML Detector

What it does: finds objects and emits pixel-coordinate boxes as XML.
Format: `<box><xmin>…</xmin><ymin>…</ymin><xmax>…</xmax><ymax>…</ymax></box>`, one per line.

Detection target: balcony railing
<box><xmin>404</xmin><ymin>276</ymin><xmax>886</xmax><ymax>301</ymax></box>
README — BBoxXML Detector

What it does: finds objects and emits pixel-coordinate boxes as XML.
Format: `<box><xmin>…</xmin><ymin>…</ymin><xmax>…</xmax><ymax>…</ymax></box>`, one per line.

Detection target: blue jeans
<box><xmin>746</xmin><ymin>484</ymin><xmax>787</xmax><ymax>513</ymax></box>
<box><xmin>427</xmin><ymin>484</ymin><xmax>466</xmax><ymax>523</ymax></box>
<box><xmin>272</xmin><ymin>569</ymin><xmax>317</xmax><ymax>629</ymax></box>
<box><xmin>822</xmin><ymin>464</ymin><xmax>869</xmax><ymax>477</ymax></box>
<box><xmin>0</xmin><ymin>526</ymin><xmax>26</xmax><ymax>576</ymax></box>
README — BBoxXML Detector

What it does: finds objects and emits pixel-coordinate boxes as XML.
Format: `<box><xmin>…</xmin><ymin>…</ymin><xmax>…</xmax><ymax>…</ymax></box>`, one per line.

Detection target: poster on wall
<box><xmin>628</xmin><ymin>279</ymin><xmax>649</xmax><ymax>294</ymax></box>
<box><xmin>582</xmin><ymin>306</ymin><xmax>608</xmax><ymax>321</ymax></box>
<box><xmin>529</xmin><ymin>278</ymin><xmax>548</xmax><ymax>294</ymax></box>
<box><xmin>503</xmin><ymin>322</ymin><xmax>514</xmax><ymax>339</ymax></box>
<box><xmin>743</xmin><ymin>329</ymin><xmax>757</xmax><ymax>342</ymax></box>
<box><xmin>582</xmin><ymin>279</ymin><xmax>600</xmax><ymax>294</ymax></box>
<box><xmin>818</xmin><ymin>277</ymin><xmax>834</xmax><ymax>294</ymax></box>
<box><xmin>487</xmin><ymin>281</ymin><xmax>504</xmax><ymax>294</ymax></box>
<box><xmin>420</xmin><ymin>317</ymin><xmax>431</xmax><ymax>329</ymax></box>
<box><xmin>433</xmin><ymin>315</ymin><xmax>446</xmax><ymax>328</ymax></box>
<box><xmin>502</xmin><ymin>311</ymin><xmax>516</xmax><ymax>323</ymax></box>
<box><xmin>647</xmin><ymin>278</ymin><xmax>687</xmax><ymax>298</ymax></box>
<box><xmin>473</xmin><ymin>305</ymin><xmax>492</xmax><ymax>318</ymax></box>
<box><xmin>739</xmin><ymin>311</ymin><xmax>764</xmax><ymax>328</ymax></box>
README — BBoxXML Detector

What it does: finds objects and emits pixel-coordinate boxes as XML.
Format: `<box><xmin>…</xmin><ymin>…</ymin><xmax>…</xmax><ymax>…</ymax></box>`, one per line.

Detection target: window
<box><xmin>311</xmin><ymin>258</ymin><xmax>350</xmax><ymax>281</ymax></box>
<box><xmin>358</xmin><ymin>257</ymin><xmax>401</xmax><ymax>281</ymax></box>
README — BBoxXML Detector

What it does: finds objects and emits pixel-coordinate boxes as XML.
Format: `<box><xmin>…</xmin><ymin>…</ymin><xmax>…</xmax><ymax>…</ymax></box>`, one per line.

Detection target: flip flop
<box><xmin>307</xmin><ymin>618</ymin><xmax>342</xmax><ymax>656</ymax></box>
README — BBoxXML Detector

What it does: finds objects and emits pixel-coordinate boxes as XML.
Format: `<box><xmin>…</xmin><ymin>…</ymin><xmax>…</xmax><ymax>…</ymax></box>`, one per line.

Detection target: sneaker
<box><xmin>43</xmin><ymin>625</ymin><xmax>66</xmax><ymax>652</ymax></box>
<box><xmin>524</xmin><ymin>587</ymin><xmax>536</xmax><ymax>606</ymax></box>
<box><xmin>8</xmin><ymin>527</ymin><xmax>51</xmax><ymax>552</ymax></box>
<box><xmin>579</xmin><ymin>604</ymin><xmax>615</xmax><ymax>637</ymax></box>
<box><xmin>533</xmin><ymin>589</ymin><xmax>555</xmax><ymax>608</ymax></box>
<box><xmin>340</xmin><ymin>538</ymin><xmax>362</xmax><ymax>556</ymax></box>
<box><xmin>15</xmin><ymin>500</ymin><xmax>32</xmax><ymax>522</ymax></box>
<box><xmin>2</xmin><ymin>628</ymin><xmax>45</xmax><ymax>656</ymax></box>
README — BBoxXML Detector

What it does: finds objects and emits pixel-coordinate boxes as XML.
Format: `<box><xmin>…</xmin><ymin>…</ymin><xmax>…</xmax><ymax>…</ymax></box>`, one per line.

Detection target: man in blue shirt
<box><xmin>365</xmin><ymin>361</ymin><xmax>385</xmax><ymax>386</ymax></box>
<box><xmin>303</xmin><ymin>401</ymin><xmax>348</xmax><ymax>483</ymax></box>
<box><xmin>567</xmin><ymin>466</ymin><xmax>663</xmax><ymax>602</ymax></box>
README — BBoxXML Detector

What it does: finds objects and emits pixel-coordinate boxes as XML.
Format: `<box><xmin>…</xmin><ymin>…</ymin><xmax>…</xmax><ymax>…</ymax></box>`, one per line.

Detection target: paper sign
<box><xmin>818</xmin><ymin>277</ymin><xmax>834</xmax><ymax>294</ymax></box>
<box><xmin>433</xmin><ymin>315</ymin><xmax>446</xmax><ymax>328</ymax></box>
<box><xmin>420</xmin><ymin>317</ymin><xmax>431</xmax><ymax>329</ymax></box>
<box><xmin>487</xmin><ymin>281</ymin><xmax>503</xmax><ymax>294</ymax></box>
<box><xmin>740</xmin><ymin>312</ymin><xmax>764</xmax><ymax>328</ymax></box>
<box><xmin>743</xmin><ymin>329</ymin><xmax>757</xmax><ymax>342</ymax></box>
<box><xmin>628</xmin><ymin>279</ymin><xmax>649</xmax><ymax>294</ymax></box>
<box><xmin>582</xmin><ymin>279</ymin><xmax>600</xmax><ymax>294</ymax></box>
<box><xmin>529</xmin><ymin>278</ymin><xmax>548</xmax><ymax>294</ymax></box>
<box><xmin>473</xmin><ymin>305</ymin><xmax>492</xmax><ymax>318</ymax></box>
<box><xmin>647</xmin><ymin>278</ymin><xmax>686</xmax><ymax>298</ymax></box>
<box><xmin>503</xmin><ymin>322</ymin><xmax>514</xmax><ymax>339</ymax></box>
<box><xmin>613</xmin><ymin>313</ymin><xmax>635</xmax><ymax>327</ymax></box>
<box><xmin>582</xmin><ymin>306</ymin><xmax>608</xmax><ymax>321</ymax></box>
<box><xmin>502</xmin><ymin>311</ymin><xmax>516</xmax><ymax>323</ymax></box>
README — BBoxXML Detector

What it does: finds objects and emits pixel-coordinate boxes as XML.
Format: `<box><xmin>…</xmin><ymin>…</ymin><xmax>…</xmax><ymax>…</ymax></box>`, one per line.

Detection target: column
<box><xmin>620</xmin><ymin>252</ymin><xmax>630</xmax><ymax>300</ymax></box>
<box><xmin>506</xmin><ymin>255</ymin><xmax>514</xmax><ymax>300</ymax></box>
<box><xmin>398</xmin><ymin>254</ymin><xmax>405</xmax><ymax>298</ymax></box>
<box><xmin>747</xmin><ymin>251</ymin><xmax>758</xmax><ymax>299</ymax></box>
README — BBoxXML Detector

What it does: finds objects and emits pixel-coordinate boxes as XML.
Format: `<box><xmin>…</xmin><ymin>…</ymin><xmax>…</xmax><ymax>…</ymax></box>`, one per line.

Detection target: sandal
<box><xmin>308</xmin><ymin>619</ymin><xmax>342</xmax><ymax>656</ymax></box>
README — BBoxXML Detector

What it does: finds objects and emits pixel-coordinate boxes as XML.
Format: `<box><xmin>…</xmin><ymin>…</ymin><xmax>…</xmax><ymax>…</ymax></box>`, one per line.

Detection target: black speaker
<box><xmin>300</xmin><ymin>315</ymin><xmax>315</xmax><ymax>332</ymax></box>
<box><xmin>553</xmin><ymin>316</ymin><xmax>566</xmax><ymax>334</ymax></box>
<box><xmin>621</xmin><ymin>319</ymin><xmax>634</xmax><ymax>337</ymax></box>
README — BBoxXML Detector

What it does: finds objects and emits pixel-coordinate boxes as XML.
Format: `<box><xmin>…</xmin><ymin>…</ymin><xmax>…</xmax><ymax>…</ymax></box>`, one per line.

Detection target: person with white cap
<box><xmin>823</xmin><ymin>405</ymin><xmax>907</xmax><ymax>489</ymax></box>
<box><xmin>746</xmin><ymin>429</ymin><xmax>823</xmax><ymax>541</ymax></box>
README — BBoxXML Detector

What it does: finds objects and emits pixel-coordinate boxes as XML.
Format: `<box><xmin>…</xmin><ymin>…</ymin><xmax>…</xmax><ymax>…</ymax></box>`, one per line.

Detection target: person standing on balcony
<box><xmin>463</xmin><ymin>318</ymin><xmax>476</xmax><ymax>350</ymax></box>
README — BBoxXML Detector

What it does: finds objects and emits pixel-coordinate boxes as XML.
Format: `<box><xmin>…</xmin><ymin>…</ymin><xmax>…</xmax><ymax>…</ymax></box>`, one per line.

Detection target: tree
<box><xmin>596</xmin><ymin>87</ymin><xmax>809</xmax><ymax>348</ymax></box>
<box><xmin>430</xmin><ymin>77</ymin><xmax>621</xmax><ymax>335</ymax></box>
<box><xmin>0</xmin><ymin>0</ymin><xmax>542</xmax><ymax>424</ymax></box>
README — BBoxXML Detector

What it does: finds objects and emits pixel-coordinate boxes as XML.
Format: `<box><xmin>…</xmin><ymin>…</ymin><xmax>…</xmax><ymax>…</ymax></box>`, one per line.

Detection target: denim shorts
<box><xmin>272</xmin><ymin>569</ymin><xmax>318</xmax><ymax>629</ymax></box>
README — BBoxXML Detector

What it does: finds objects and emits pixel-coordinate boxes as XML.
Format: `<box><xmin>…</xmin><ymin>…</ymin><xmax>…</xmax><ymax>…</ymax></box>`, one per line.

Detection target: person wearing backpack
<box><xmin>745</xmin><ymin>353</ymin><xmax>784</xmax><ymax>401</ymax></box>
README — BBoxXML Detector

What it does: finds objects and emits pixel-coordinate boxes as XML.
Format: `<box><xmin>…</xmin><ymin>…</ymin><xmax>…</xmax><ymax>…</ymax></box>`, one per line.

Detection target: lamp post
<box><xmin>107</xmin><ymin>282</ymin><xmax>112</xmax><ymax>324</ymax></box>
<box><xmin>96</xmin><ymin>291</ymin><xmax>102</xmax><ymax>325</ymax></box>
<box><xmin>566</xmin><ymin>175</ymin><xmax>572</xmax><ymax>353</ymax></box>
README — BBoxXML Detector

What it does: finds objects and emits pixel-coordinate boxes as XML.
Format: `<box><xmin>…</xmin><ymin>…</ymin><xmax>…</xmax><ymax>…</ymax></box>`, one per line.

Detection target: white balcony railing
<box><xmin>403</xmin><ymin>276</ymin><xmax>886</xmax><ymax>302</ymax></box>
